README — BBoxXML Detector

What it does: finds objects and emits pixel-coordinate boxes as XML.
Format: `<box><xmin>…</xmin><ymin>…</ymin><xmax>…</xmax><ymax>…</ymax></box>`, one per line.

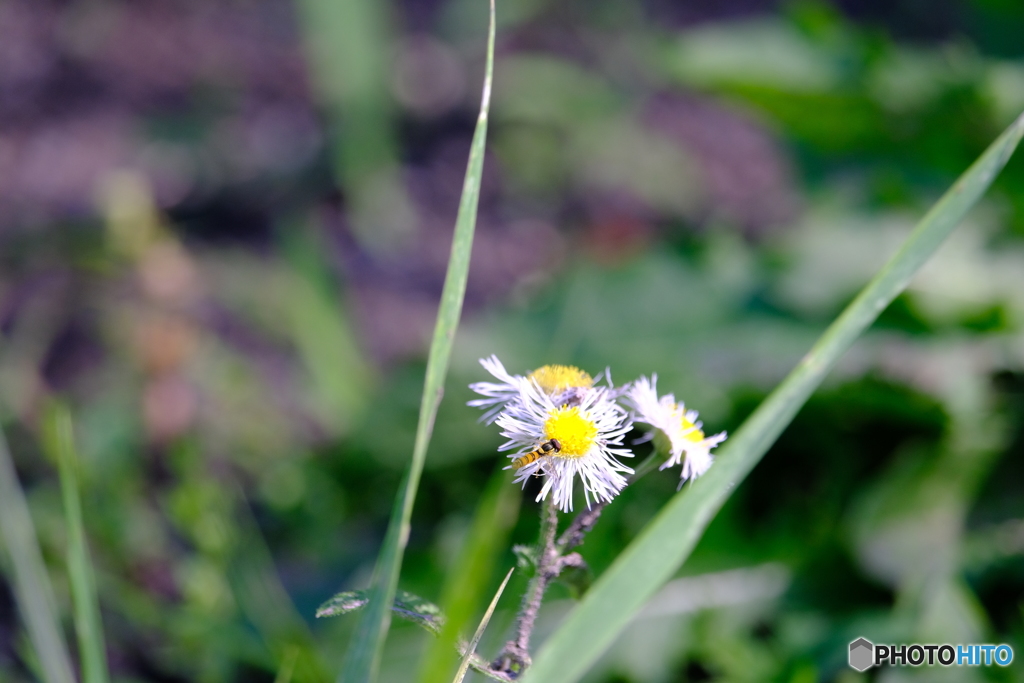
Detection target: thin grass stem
<box><xmin>338</xmin><ymin>6</ymin><xmax>496</xmax><ymax>678</ymax></box>
<box><xmin>43</xmin><ymin>403</ymin><xmax>110</xmax><ymax>683</ymax></box>
<box><xmin>0</xmin><ymin>421</ymin><xmax>76</xmax><ymax>683</ymax></box>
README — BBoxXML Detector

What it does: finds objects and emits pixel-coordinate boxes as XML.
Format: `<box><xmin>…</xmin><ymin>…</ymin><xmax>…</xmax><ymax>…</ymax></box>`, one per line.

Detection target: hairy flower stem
<box><xmin>515</xmin><ymin>497</ymin><xmax>559</xmax><ymax>651</ymax></box>
<box><xmin>492</xmin><ymin>497</ymin><xmax>559</xmax><ymax>676</ymax></box>
<box><xmin>491</xmin><ymin>452</ymin><xmax>669</xmax><ymax>676</ymax></box>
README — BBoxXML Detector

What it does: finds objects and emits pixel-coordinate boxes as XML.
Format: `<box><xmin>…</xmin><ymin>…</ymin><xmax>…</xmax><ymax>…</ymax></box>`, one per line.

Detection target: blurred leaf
<box><xmin>958</xmin><ymin>302</ymin><xmax>1010</xmax><ymax>332</ymax></box>
<box><xmin>553</xmin><ymin>554</ymin><xmax>592</xmax><ymax>601</ymax></box>
<box><xmin>275</xmin><ymin>648</ymin><xmax>300</xmax><ymax>683</ymax></box>
<box><xmin>42</xmin><ymin>402</ymin><xmax>110</xmax><ymax>683</ymax></box>
<box><xmin>0</xmin><ymin>423</ymin><xmax>76</xmax><ymax>683</ymax></box>
<box><xmin>452</xmin><ymin>567</ymin><xmax>515</xmax><ymax>683</ymax></box>
<box><xmin>295</xmin><ymin>0</ymin><xmax>412</xmax><ymax>247</ymax></box>
<box><xmin>494</xmin><ymin>56</ymin><xmax>619</xmax><ymax>125</ymax></box>
<box><xmin>317</xmin><ymin>589</ymin><xmax>445</xmax><ymax>635</ymax></box>
<box><xmin>418</xmin><ymin>467</ymin><xmax>521</xmax><ymax>683</ymax></box>
<box><xmin>281</xmin><ymin>228</ymin><xmax>373</xmax><ymax>435</ymax></box>
<box><xmin>522</xmin><ymin>112</ymin><xmax>1024</xmax><ymax>683</ymax></box>
<box><xmin>338</xmin><ymin>2</ymin><xmax>496</xmax><ymax>680</ymax></box>
<box><xmin>229</xmin><ymin>490</ymin><xmax>331</xmax><ymax>683</ymax></box>
<box><xmin>873</xmin><ymin>293</ymin><xmax>935</xmax><ymax>334</ymax></box>
<box><xmin>666</xmin><ymin>20</ymin><xmax>840</xmax><ymax>92</ymax></box>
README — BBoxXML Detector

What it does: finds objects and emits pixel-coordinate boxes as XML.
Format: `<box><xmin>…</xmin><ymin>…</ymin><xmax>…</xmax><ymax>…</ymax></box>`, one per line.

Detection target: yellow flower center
<box><xmin>679</xmin><ymin>409</ymin><xmax>705</xmax><ymax>443</ymax></box>
<box><xmin>543</xmin><ymin>407</ymin><xmax>597</xmax><ymax>458</ymax></box>
<box><xmin>529</xmin><ymin>364</ymin><xmax>593</xmax><ymax>395</ymax></box>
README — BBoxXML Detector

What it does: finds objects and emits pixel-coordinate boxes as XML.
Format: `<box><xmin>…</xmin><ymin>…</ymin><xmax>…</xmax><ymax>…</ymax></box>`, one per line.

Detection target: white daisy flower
<box><xmin>467</xmin><ymin>355</ymin><xmax>526</xmax><ymax>424</ymax></box>
<box><xmin>624</xmin><ymin>375</ymin><xmax>726</xmax><ymax>484</ymax></box>
<box><xmin>468</xmin><ymin>355</ymin><xmax>598</xmax><ymax>423</ymax></box>
<box><xmin>496</xmin><ymin>379</ymin><xmax>634</xmax><ymax>512</ymax></box>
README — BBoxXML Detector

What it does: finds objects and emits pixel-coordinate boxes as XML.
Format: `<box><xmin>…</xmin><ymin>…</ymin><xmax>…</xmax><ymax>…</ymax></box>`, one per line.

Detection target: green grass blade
<box><xmin>418</xmin><ymin>467</ymin><xmax>521</xmax><ymax>683</ymax></box>
<box><xmin>43</xmin><ymin>402</ymin><xmax>111</xmax><ymax>683</ymax></box>
<box><xmin>452</xmin><ymin>567</ymin><xmax>514</xmax><ymax>683</ymax></box>
<box><xmin>282</xmin><ymin>227</ymin><xmax>373</xmax><ymax>435</ymax></box>
<box><xmin>523</xmin><ymin>111</ymin><xmax>1024</xmax><ymax>683</ymax></box>
<box><xmin>338</xmin><ymin>2</ymin><xmax>497</xmax><ymax>681</ymax></box>
<box><xmin>0</xmin><ymin>422</ymin><xmax>77</xmax><ymax>683</ymax></box>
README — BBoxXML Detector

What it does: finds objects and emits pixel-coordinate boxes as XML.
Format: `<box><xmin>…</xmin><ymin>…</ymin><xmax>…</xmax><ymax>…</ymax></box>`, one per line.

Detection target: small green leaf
<box><xmin>317</xmin><ymin>589</ymin><xmax>446</xmax><ymax>636</ymax></box>
<box><xmin>316</xmin><ymin>591</ymin><xmax>370</xmax><ymax>618</ymax></box>
<box><xmin>553</xmin><ymin>554</ymin><xmax>592</xmax><ymax>601</ymax></box>
<box><xmin>512</xmin><ymin>545</ymin><xmax>539</xmax><ymax>576</ymax></box>
<box><xmin>392</xmin><ymin>591</ymin><xmax>445</xmax><ymax>630</ymax></box>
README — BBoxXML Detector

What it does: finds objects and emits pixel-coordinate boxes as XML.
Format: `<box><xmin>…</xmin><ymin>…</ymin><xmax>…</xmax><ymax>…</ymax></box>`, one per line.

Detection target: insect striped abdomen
<box><xmin>512</xmin><ymin>438</ymin><xmax>561</xmax><ymax>469</ymax></box>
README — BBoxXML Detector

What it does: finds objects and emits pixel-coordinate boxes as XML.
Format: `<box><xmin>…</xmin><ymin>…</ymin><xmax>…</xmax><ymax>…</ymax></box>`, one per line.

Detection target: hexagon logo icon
<box><xmin>849</xmin><ymin>637</ymin><xmax>874</xmax><ymax>672</ymax></box>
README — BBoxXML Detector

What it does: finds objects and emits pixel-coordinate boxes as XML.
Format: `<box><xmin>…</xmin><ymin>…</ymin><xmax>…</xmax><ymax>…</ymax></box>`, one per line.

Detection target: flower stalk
<box><xmin>491</xmin><ymin>497</ymin><xmax>559</xmax><ymax>676</ymax></box>
<box><xmin>468</xmin><ymin>357</ymin><xmax>727</xmax><ymax>676</ymax></box>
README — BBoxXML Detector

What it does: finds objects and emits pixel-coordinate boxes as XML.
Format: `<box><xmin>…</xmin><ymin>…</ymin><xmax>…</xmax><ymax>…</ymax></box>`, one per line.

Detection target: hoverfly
<box><xmin>511</xmin><ymin>438</ymin><xmax>561</xmax><ymax>469</ymax></box>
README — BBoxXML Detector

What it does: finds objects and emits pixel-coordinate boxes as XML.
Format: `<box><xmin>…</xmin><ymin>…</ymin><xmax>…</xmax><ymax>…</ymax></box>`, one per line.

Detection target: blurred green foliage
<box><xmin>2</xmin><ymin>0</ymin><xmax>1024</xmax><ymax>682</ymax></box>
